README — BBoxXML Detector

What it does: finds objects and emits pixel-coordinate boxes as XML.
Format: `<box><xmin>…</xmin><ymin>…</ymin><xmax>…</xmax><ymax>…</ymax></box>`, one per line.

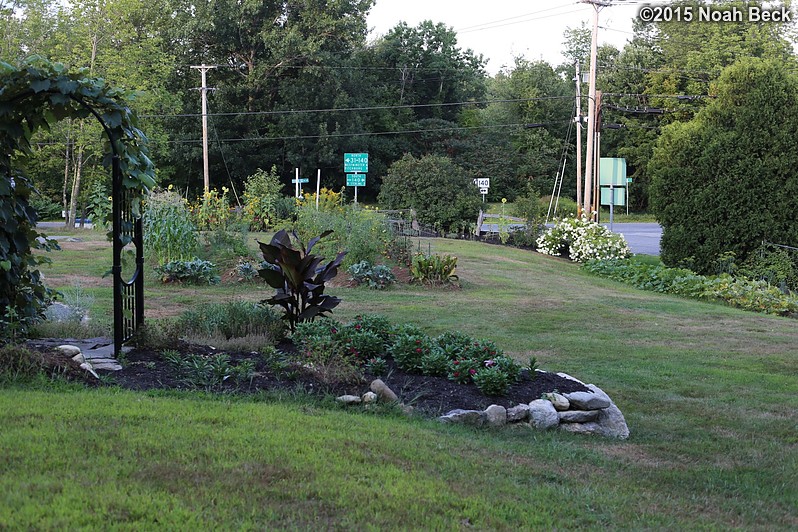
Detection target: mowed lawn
<box><xmin>3</xmin><ymin>229</ymin><xmax>796</xmax><ymax>528</ymax></box>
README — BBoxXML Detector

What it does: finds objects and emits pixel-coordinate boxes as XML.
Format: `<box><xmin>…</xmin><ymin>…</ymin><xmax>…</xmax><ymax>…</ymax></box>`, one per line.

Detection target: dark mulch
<box><xmin>106</xmin><ymin>341</ymin><xmax>589</xmax><ymax>417</ymax></box>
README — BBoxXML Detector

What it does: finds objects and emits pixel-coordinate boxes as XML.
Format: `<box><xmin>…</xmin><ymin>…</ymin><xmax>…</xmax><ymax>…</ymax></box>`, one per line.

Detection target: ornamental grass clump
<box><xmin>537</xmin><ymin>215</ymin><xmax>630</xmax><ymax>262</ymax></box>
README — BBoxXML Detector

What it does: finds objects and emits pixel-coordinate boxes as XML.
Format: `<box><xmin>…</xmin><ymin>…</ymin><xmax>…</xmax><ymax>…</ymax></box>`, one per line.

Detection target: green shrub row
<box><xmin>293</xmin><ymin>316</ymin><xmax>525</xmax><ymax>396</ymax></box>
<box><xmin>583</xmin><ymin>259</ymin><xmax>798</xmax><ymax>316</ymax></box>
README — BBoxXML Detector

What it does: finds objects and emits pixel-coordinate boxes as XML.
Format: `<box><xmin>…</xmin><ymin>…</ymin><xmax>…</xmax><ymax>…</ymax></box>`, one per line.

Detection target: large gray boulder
<box><xmin>527</xmin><ymin>399</ymin><xmax>559</xmax><ymax>430</ymax></box>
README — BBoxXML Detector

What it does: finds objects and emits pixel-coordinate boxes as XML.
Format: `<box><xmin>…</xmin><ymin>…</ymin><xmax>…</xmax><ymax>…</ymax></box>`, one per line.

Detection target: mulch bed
<box><xmin>104</xmin><ymin>341</ymin><xmax>589</xmax><ymax>417</ymax></box>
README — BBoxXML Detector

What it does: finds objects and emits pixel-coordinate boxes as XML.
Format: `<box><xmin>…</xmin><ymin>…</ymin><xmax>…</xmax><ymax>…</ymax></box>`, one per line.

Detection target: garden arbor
<box><xmin>0</xmin><ymin>57</ymin><xmax>155</xmax><ymax>354</ymax></box>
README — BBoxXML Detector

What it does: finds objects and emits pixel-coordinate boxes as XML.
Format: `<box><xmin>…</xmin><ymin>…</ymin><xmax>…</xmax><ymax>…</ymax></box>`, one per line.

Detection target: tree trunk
<box><xmin>67</xmin><ymin>142</ymin><xmax>84</xmax><ymax>228</ymax></box>
<box><xmin>62</xmin><ymin>125</ymin><xmax>71</xmax><ymax>227</ymax></box>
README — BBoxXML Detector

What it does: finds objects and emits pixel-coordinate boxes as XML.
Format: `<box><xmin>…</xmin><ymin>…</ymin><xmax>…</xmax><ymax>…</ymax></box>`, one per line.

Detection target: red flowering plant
<box><xmin>447</xmin><ymin>358</ymin><xmax>483</xmax><ymax>384</ymax></box>
<box><xmin>388</xmin><ymin>333</ymin><xmax>436</xmax><ymax>372</ymax></box>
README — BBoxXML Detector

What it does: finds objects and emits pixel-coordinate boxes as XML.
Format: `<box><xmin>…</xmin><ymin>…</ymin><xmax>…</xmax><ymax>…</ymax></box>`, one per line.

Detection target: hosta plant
<box><xmin>258</xmin><ymin>229</ymin><xmax>346</xmax><ymax>331</ymax></box>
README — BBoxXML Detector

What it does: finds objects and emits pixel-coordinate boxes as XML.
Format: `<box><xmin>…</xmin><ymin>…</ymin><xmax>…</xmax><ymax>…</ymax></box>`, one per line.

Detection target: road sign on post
<box><xmin>344</xmin><ymin>153</ymin><xmax>368</xmax><ymax>173</ymax></box>
<box><xmin>346</xmin><ymin>174</ymin><xmax>366</xmax><ymax>187</ymax></box>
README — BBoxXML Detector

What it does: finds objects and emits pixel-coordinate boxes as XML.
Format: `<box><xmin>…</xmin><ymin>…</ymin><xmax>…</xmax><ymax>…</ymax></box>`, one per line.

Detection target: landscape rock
<box><xmin>71</xmin><ymin>353</ymin><xmax>86</xmax><ymax>364</ymax></box>
<box><xmin>336</xmin><ymin>395</ymin><xmax>362</xmax><ymax>405</ymax></box>
<box><xmin>79</xmin><ymin>362</ymin><xmax>99</xmax><ymax>379</ymax></box>
<box><xmin>90</xmin><ymin>358</ymin><xmax>123</xmax><ymax>371</ymax></box>
<box><xmin>484</xmin><ymin>405</ymin><xmax>507</xmax><ymax>427</ymax></box>
<box><xmin>559</xmin><ymin>403</ymin><xmax>630</xmax><ymax>439</ymax></box>
<box><xmin>527</xmin><ymin>399</ymin><xmax>559</xmax><ymax>430</ymax></box>
<box><xmin>585</xmin><ymin>384</ymin><xmax>613</xmax><ymax>405</ymax></box>
<box><xmin>558</xmin><ymin>409</ymin><xmax>600</xmax><ymax>423</ymax></box>
<box><xmin>361</xmin><ymin>391</ymin><xmax>378</xmax><ymax>404</ymax></box>
<box><xmin>543</xmin><ymin>392</ymin><xmax>570</xmax><ymax>411</ymax></box>
<box><xmin>56</xmin><ymin>345</ymin><xmax>82</xmax><ymax>357</ymax></box>
<box><xmin>369</xmin><ymin>379</ymin><xmax>399</xmax><ymax>403</ymax></box>
<box><xmin>562</xmin><ymin>391</ymin><xmax>611</xmax><ymax>411</ymax></box>
<box><xmin>506</xmin><ymin>404</ymin><xmax>531</xmax><ymax>422</ymax></box>
<box><xmin>438</xmin><ymin>409</ymin><xmax>485</xmax><ymax>427</ymax></box>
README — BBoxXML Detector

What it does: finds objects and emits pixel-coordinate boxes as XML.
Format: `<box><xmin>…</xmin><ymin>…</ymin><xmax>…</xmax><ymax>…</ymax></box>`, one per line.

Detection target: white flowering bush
<box><xmin>537</xmin><ymin>215</ymin><xmax>631</xmax><ymax>262</ymax></box>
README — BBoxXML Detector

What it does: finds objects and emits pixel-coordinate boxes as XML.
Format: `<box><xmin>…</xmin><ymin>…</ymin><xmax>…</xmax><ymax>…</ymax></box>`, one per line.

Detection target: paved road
<box><xmin>483</xmin><ymin>221</ymin><xmax>663</xmax><ymax>256</ymax></box>
<box><xmin>605</xmin><ymin>223</ymin><xmax>662</xmax><ymax>256</ymax></box>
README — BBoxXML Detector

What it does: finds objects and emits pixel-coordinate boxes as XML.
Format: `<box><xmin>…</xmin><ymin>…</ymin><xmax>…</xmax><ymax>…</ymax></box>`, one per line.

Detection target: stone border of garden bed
<box><xmin>338</xmin><ymin>371</ymin><xmax>630</xmax><ymax>439</ymax></box>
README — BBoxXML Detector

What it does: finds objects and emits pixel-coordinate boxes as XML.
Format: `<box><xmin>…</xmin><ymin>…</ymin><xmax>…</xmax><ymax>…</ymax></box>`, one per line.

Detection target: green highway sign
<box><xmin>344</xmin><ymin>153</ymin><xmax>368</xmax><ymax>173</ymax></box>
<box><xmin>599</xmin><ymin>157</ymin><xmax>627</xmax><ymax>186</ymax></box>
<box><xmin>346</xmin><ymin>173</ymin><xmax>366</xmax><ymax>187</ymax></box>
<box><xmin>291</xmin><ymin>178</ymin><xmax>309</xmax><ymax>184</ymax></box>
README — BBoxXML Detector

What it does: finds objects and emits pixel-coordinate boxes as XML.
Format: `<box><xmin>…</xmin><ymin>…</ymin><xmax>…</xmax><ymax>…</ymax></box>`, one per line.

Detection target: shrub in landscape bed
<box><xmin>378</xmin><ymin>153</ymin><xmax>481</xmax><ymax>234</ymax></box>
<box><xmin>584</xmin><ymin>259</ymin><xmax>798</xmax><ymax>315</ymax></box>
<box><xmin>242</xmin><ymin>166</ymin><xmax>283</xmax><ymax>230</ymax></box>
<box><xmin>258</xmin><ymin>229</ymin><xmax>346</xmax><ymax>332</ymax></box>
<box><xmin>0</xmin><ymin>344</ymin><xmax>45</xmax><ymax>382</ymax></box>
<box><xmin>537</xmin><ymin>215</ymin><xmax>630</xmax><ymax>262</ymax></box>
<box><xmin>388</xmin><ymin>332</ymin><xmax>436</xmax><ymax>373</ymax></box>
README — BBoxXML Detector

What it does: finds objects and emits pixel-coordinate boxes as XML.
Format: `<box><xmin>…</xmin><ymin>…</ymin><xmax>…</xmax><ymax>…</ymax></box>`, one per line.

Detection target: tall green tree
<box><xmin>649</xmin><ymin>58</ymin><xmax>798</xmax><ymax>273</ymax></box>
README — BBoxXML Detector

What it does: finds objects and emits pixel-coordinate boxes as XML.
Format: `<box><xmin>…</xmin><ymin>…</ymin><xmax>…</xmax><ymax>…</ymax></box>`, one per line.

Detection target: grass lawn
<box><xmin>5</xmin><ymin>227</ymin><xmax>796</xmax><ymax>528</ymax></box>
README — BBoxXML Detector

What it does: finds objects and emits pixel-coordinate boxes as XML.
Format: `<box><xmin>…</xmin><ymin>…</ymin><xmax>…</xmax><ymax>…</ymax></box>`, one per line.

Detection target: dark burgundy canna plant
<box><xmin>257</xmin><ymin>229</ymin><xmax>347</xmax><ymax>332</ymax></box>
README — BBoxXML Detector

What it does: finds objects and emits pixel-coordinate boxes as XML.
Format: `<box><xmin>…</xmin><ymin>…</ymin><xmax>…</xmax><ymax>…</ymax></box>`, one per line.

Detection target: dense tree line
<box><xmin>2</xmin><ymin>0</ymin><xmax>796</xmax><ymax>229</ymax></box>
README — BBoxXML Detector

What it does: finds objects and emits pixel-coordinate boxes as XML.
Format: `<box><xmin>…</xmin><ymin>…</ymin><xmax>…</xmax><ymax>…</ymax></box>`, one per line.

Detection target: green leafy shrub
<box><xmin>584</xmin><ymin>259</ymin><xmax>798</xmax><ymax>315</ymax></box>
<box><xmin>295</xmin><ymin>203</ymin><xmax>391</xmax><ymax>268</ymax></box>
<box><xmin>292</xmin><ymin>318</ymin><xmax>342</xmax><ymax>347</ymax></box>
<box><xmin>1</xmin><ymin>173</ymin><xmax>57</xmax><ymax>340</ymax></box>
<box><xmin>162</xmin><ymin>350</ymin><xmax>255</xmax><ymax>391</ymax></box>
<box><xmin>350</xmin><ymin>314</ymin><xmax>393</xmax><ymax>342</ymax></box>
<box><xmin>335</xmin><ymin>326</ymin><xmax>385</xmax><ymax>360</ymax></box>
<box><xmin>378</xmin><ymin>153</ymin><xmax>481</xmax><ymax>234</ymax></box>
<box><xmin>649</xmin><ymin>58</ymin><xmax>798</xmax><ymax>274</ymax></box>
<box><xmin>242</xmin><ymin>166</ymin><xmax>283</xmax><ymax>230</ymax></box>
<box><xmin>28</xmin><ymin>193</ymin><xmax>62</xmax><ymax>221</ymax></box>
<box><xmin>258</xmin><ymin>229</ymin><xmax>346</xmax><ymax>332</ymax></box>
<box><xmin>419</xmin><ymin>348</ymin><xmax>450</xmax><ymax>377</ymax></box>
<box><xmin>512</xmin><ymin>183</ymin><xmax>543</xmax><ymax>222</ymax></box>
<box><xmin>347</xmin><ymin>260</ymin><xmax>397</xmax><ymax>289</ymax></box>
<box><xmin>739</xmin><ymin>244</ymin><xmax>797</xmax><ymax>292</ymax></box>
<box><xmin>273</xmin><ymin>196</ymin><xmax>297</xmax><ymax>221</ymax></box>
<box><xmin>389</xmin><ymin>333</ymin><xmax>435</xmax><ymax>372</ymax></box>
<box><xmin>143</xmin><ymin>189</ymin><xmax>198</xmax><ymax>267</ymax></box>
<box><xmin>155</xmin><ymin>258</ymin><xmax>220</xmax><ymax>285</ymax></box>
<box><xmin>364</xmin><ymin>356</ymin><xmax>388</xmax><ymax>376</ymax></box>
<box><xmin>299</xmin><ymin>336</ymin><xmax>362</xmax><ymax>386</ymax></box>
<box><xmin>472</xmin><ymin>366</ymin><xmax>511</xmax><ymax>396</ymax></box>
<box><xmin>447</xmin><ymin>357</ymin><xmax>482</xmax><ymax>384</ymax></box>
<box><xmin>86</xmin><ymin>181</ymin><xmax>111</xmax><ymax>231</ymax></box>
<box><xmin>204</xmin><ymin>223</ymin><xmax>250</xmax><ymax>261</ymax></box>
<box><xmin>410</xmin><ymin>253</ymin><xmax>459</xmax><ymax>285</ymax></box>
<box><xmin>537</xmin><ymin>215</ymin><xmax>630</xmax><ymax>262</ymax></box>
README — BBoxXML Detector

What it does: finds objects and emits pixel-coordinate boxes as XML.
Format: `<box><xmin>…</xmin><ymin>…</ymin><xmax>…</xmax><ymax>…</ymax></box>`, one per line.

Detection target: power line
<box><xmin>139</xmin><ymin>96</ymin><xmax>575</xmax><ymax>119</ymax></box>
<box><xmin>162</xmin><ymin>121</ymin><xmax>556</xmax><ymax>145</ymax></box>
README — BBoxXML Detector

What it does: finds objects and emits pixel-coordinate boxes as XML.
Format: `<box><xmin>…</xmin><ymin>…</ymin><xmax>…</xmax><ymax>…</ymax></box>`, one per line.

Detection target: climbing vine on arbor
<box><xmin>0</xmin><ymin>56</ymin><xmax>156</xmax><ymax>340</ymax></box>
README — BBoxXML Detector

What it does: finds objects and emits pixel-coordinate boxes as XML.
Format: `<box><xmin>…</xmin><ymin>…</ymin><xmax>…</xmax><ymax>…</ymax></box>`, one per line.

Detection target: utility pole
<box><xmin>574</xmin><ymin>61</ymin><xmax>583</xmax><ymax>217</ymax></box>
<box><xmin>191</xmin><ymin>64</ymin><xmax>216</xmax><ymax>194</ymax></box>
<box><xmin>581</xmin><ymin>0</ymin><xmax>609</xmax><ymax>220</ymax></box>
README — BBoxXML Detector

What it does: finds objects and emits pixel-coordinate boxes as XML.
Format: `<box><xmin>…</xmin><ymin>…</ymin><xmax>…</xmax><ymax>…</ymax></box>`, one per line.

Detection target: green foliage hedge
<box><xmin>378</xmin><ymin>154</ymin><xmax>481</xmax><ymax>234</ymax></box>
<box><xmin>583</xmin><ymin>259</ymin><xmax>798</xmax><ymax>316</ymax></box>
<box><xmin>649</xmin><ymin>58</ymin><xmax>798</xmax><ymax>274</ymax></box>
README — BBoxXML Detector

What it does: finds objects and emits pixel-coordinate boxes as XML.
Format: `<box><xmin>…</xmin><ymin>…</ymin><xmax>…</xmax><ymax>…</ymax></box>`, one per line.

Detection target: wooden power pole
<box><xmin>575</xmin><ymin>61</ymin><xmax>583</xmax><ymax>217</ymax></box>
<box><xmin>581</xmin><ymin>0</ymin><xmax>609</xmax><ymax>220</ymax></box>
<box><xmin>191</xmin><ymin>64</ymin><xmax>216</xmax><ymax>194</ymax></box>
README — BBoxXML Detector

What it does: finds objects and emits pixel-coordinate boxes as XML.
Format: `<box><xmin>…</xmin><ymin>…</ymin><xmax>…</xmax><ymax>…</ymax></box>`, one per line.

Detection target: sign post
<box><xmin>291</xmin><ymin>169</ymin><xmax>309</xmax><ymax>198</ymax></box>
<box><xmin>473</xmin><ymin>178</ymin><xmax>490</xmax><ymax>202</ymax></box>
<box><xmin>344</xmin><ymin>153</ymin><xmax>368</xmax><ymax>204</ymax></box>
<box><xmin>599</xmin><ymin>158</ymin><xmax>627</xmax><ymax>231</ymax></box>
